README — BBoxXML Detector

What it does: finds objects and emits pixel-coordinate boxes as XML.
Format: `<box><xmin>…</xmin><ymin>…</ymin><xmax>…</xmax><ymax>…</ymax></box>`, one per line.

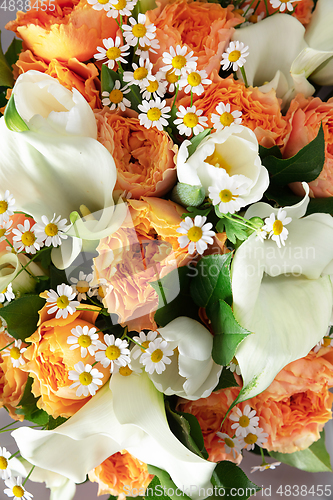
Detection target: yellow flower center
<box><xmin>224</xmin><ymin>437</ymin><xmax>235</xmax><ymax>448</ymax></box>
<box><xmin>172</xmin><ymin>55</ymin><xmax>187</xmax><ymax>70</ymax></box>
<box><xmin>132</xmin><ymin>23</ymin><xmax>147</xmax><ymax>38</ymax></box>
<box><xmin>13</xmin><ymin>486</ymin><xmax>25</xmax><ymax>498</ymax></box>
<box><xmin>141</xmin><ymin>340</ymin><xmax>150</xmax><ymax>351</ymax></box>
<box><xmin>106</xmin><ymin>47</ymin><xmax>121</xmax><ymax>60</ymax></box>
<box><xmin>109</xmin><ymin>88</ymin><xmax>123</xmax><ymax>104</ymax></box>
<box><xmin>133</xmin><ymin>67</ymin><xmax>148</xmax><ymax>81</ymax></box>
<box><xmin>119</xmin><ymin>365</ymin><xmax>133</xmax><ymax>376</ymax></box>
<box><xmin>79</xmin><ymin>371</ymin><xmax>93</xmax><ymax>386</ymax></box>
<box><xmin>249</xmin><ymin>14</ymin><xmax>258</xmax><ymax>23</ymax></box>
<box><xmin>0</xmin><ymin>456</ymin><xmax>8</xmax><ymax>469</ymax></box>
<box><xmin>0</xmin><ymin>201</ymin><xmax>8</xmax><ymax>214</ymax></box>
<box><xmin>21</xmin><ymin>231</ymin><xmax>35</xmax><ymax>246</ymax></box>
<box><xmin>45</xmin><ymin>222</ymin><xmax>58</xmax><ymax>237</ymax></box>
<box><xmin>323</xmin><ymin>336</ymin><xmax>332</xmax><ymax>347</ymax></box>
<box><xmin>219</xmin><ymin>189</ymin><xmax>234</xmax><ymax>203</ymax></box>
<box><xmin>147</xmin><ymin>107</ymin><xmax>162</xmax><ymax>122</ymax></box>
<box><xmin>56</xmin><ymin>295</ymin><xmax>70</xmax><ymax>309</ymax></box>
<box><xmin>76</xmin><ymin>281</ymin><xmax>90</xmax><ymax>293</ymax></box>
<box><xmin>272</xmin><ymin>220</ymin><xmax>283</xmax><ymax>235</ymax></box>
<box><xmin>105</xmin><ymin>345</ymin><xmax>121</xmax><ymax>360</ymax></box>
<box><xmin>151</xmin><ymin>348</ymin><xmax>163</xmax><ymax>363</ymax></box>
<box><xmin>98</xmin><ymin>0</ymin><xmax>109</xmax><ymax>4</ymax></box>
<box><xmin>183</xmin><ymin>112</ymin><xmax>198</xmax><ymax>128</ymax></box>
<box><xmin>244</xmin><ymin>433</ymin><xmax>258</xmax><ymax>445</ymax></box>
<box><xmin>231</xmin><ymin>356</ymin><xmax>239</xmax><ymax>365</ymax></box>
<box><xmin>187</xmin><ymin>72</ymin><xmax>201</xmax><ymax>87</ymax></box>
<box><xmin>239</xmin><ymin>415</ymin><xmax>250</xmax><ymax>428</ymax></box>
<box><xmin>146</xmin><ymin>80</ymin><xmax>159</xmax><ymax>93</ymax></box>
<box><xmin>78</xmin><ymin>335</ymin><xmax>92</xmax><ymax>348</ymax></box>
<box><xmin>0</xmin><ymin>228</ymin><xmax>6</xmax><ymax>238</ymax></box>
<box><xmin>98</xmin><ymin>286</ymin><xmax>106</xmax><ymax>298</ymax></box>
<box><xmin>113</xmin><ymin>0</ymin><xmax>126</xmax><ymax>9</ymax></box>
<box><xmin>187</xmin><ymin>226</ymin><xmax>203</xmax><ymax>242</ymax></box>
<box><xmin>205</xmin><ymin>150</ymin><xmax>232</xmax><ymax>173</ymax></box>
<box><xmin>220</xmin><ymin>111</ymin><xmax>234</xmax><ymax>127</ymax></box>
<box><xmin>166</xmin><ymin>69</ymin><xmax>178</xmax><ymax>84</ymax></box>
<box><xmin>10</xmin><ymin>346</ymin><xmax>21</xmax><ymax>360</ymax></box>
<box><xmin>228</xmin><ymin>50</ymin><xmax>241</xmax><ymax>62</ymax></box>
<box><xmin>233</xmin><ymin>8</ymin><xmax>244</xmax><ymax>14</ymax></box>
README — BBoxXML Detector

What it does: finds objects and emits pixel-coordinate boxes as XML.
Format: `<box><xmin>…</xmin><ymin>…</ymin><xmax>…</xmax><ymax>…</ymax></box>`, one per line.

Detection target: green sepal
<box><xmin>0</xmin><ymin>294</ymin><xmax>45</xmax><ymax>341</ymax></box>
<box><xmin>4</xmin><ymin>92</ymin><xmax>29</xmax><ymax>132</ymax></box>
<box><xmin>211</xmin><ymin>461</ymin><xmax>261</xmax><ymax>500</ymax></box>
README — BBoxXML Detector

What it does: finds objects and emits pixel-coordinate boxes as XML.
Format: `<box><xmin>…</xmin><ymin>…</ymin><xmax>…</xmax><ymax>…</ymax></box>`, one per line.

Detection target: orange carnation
<box><xmin>21</xmin><ymin>304</ymin><xmax>110</xmax><ymax>418</ymax></box>
<box><xmin>5</xmin><ymin>0</ymin><xmax>118</xmax><ymax>63</ymax></box>
<box><xmin>88</xmin><ymin>450</ymin><xmax>153</xmax><ymax>496</ymax></box>
<box><xmin>95</xmin><ymin>110</ymin><xmax>177</xmax><ymax>198</ymax></box>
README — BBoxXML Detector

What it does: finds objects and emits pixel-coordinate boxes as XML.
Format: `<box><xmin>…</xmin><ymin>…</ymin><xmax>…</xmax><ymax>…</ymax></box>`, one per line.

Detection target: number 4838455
<box><xmin>0</xmin><ymin>0</ymin><xmax>55</xmax><ymax>11</ymax></box>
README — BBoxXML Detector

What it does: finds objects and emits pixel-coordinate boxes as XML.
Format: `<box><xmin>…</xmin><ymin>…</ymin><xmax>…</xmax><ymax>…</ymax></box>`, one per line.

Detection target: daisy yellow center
<box><xmin>45</xmin><ymin>222</ymin><xmax>58</xmax><ymax>237</ymax></box>
<box><xmin>272</xmin><ymin>220</ymin><xmax>283</xmax><ymax>235</ymax></box>
<box><xmin>187</xmin><ymin>226</ymin><xmax>203</xmax><ymax>242</ymax></box>
<box><xmin>133</xmin><ymin>67</ymin><xmax>148</xmax><ymax>81</ymax></box>
<box><xmin>249</xmin><ymin>14</ymin><xmax>258</xmax><ymax>23</ymax></box>
<box><xmin>141</xmin><ymin>340</ymin><xmax>150</xmax><ymax>351</ymax></box>
<box><xmin>151</xmin><ymin>348</ymin><xmax>163</xmax><ymax>363</ymax></box>
<box><xmin>220</xmin><ymin>111</ymin><xmax>234</xmax><ymax>127</ymax></box>
<box><xmin>12</xmin><ymin>486</ymin><xmax>25</xmax><ymax>498</ymax></box>
<box><xmin>119</xmin><ymin>365</ymin><xmax>133</xmax><ymax>376</ymax></box>
<box><xmin>0</xmin><ymin>201</ymin><xmax>8</xmax><ymax>214</ymax></box>
<box><xmin>106</xmin><ymin>47</ymin><xmax>121</xmax><ymax>60</ymax></box>
<box><xmin>21</xmin><ymin>231</ymin><xmax>36</xmax><ymax>246</ymax></box>
<box><xmin>10</xmin><ymin>346</ymin><xmax>21</xmax><ymax>360</ymax></box>
<box><xmin>79</xmin><ymin>371</ymin><xmax>93</xmax><ymax>386</ymax></box>
<box><xmin>233</xmin><ymin>8</ymin><xmax>244</xmax><ymax>14</ymax></box>
<box><xmin>132</xmin><ymin>23</ymin><xmax>147</xmax><ymax>38</ymax></box>
<box><xmin>0</xmin><ymin>228</ymin><xmax>6</xmax><ymax>238</ymax></box>
<box><xmin>219</xmin><ymin>189</ymin><xmax>234</xmax><ymax>203</ymax></box>
<box><xmin>109</xmin><ymin>89</ymin><xmax>123</xmax><ymax>104</ymax></box>
<box><xmin>323</xmin><ymin>336</ymin><xmax>332</xmax><ymax>347</ymax></box>
<box><xmin>0</xmin><ymin>456</ymin><xmax>8</xmax><ymax>469</ymax></box>
<box><xmin>98</xmin><ymin>0</ymin><xmax>109</xmax><ymax>4</ymax></box>
<box><xmin>56</xmin><ymin>295</ymin><xmax>70</xmax><ymax>309</ymax></box>
<box><xmin>147</xmin><ymin>107</ymin><xmax>162</xmax><ymax>122</ymax></box>
<box><xmin>228</xmin><ymin>50</ymin><xmax>241</xmax><ymax>62</ymax></box>
<box><xmin>231</xmin><ymin>356</ymin><xmax>239</xmax><ymax>365</ymax></box>
<box><xmin>224</xmin><ymin>437</ymin><xmax>235</xmax><ymax>448</ymax></box>
<box><xmin>76</xmin><ymin>281</ymin><xmax>90</xmax><ymax>293</ymax></box>
<box><xmin>139</xmin><ymin>42</ymin><xmax>150</xmax><ymax>51</ymax></box>
<box><xmin>183</xmin><ymin>112</ymin><xmax>198</xmax><ymax>128</ymax></box>
<box><xmin>98</xmin><ymin>286</ymin><xmax>106</xmax><ymax>298</ymax></box>
<box><xmin>239</xmin><ymin>415</ymin><xmax>250</xmax><ymax>428</ymax></box>
<box><xmin>113</xmin><ymin>0</ymin><xmax>126</xmax><ymax>9</ymax></box>
<box><xmin>78</xmin><ymin>335</ymin><xmax>92</xmax><ymax>348</ymax></box>
<box><xmin>172</xmin><ymin>55</ymin><xmax>187</xmax><ymax>70</ymax></box>
<box><xmin>244</xmin><ymin>433</ymin><xmax>257</xmax><ymax>445</ymax></box>
<box><xmin>187</xmin><ymin>72</ymin><xmax>201</xmax><ymax>87</ymax></box>
<box><xmin>105</xmin><ymin>345</ymin><xmax>121</xmax><ymax>360</ymax></box>
<box><xmin>166</xmin><ymin>69</ymin><xmax>178</xmax><ymax>84</ymax></box>
<box><xmin>146</xmin><ymin>80</ymin><xmax>159</xmax><ymax>93</ymax></box>
<box><xmin>205</xmin><ymin>151</ymin><xmax>232</xmax><ymax>173</ymax></box>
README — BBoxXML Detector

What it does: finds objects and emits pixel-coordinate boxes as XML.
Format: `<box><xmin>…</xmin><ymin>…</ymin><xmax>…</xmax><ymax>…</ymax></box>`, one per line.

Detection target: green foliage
<box><xmin>181</xmin><ymin>205</ymin><xmax>212</xmax><ymax>219</ymax></box>
<box><xmin>211</xmin><ymin>461</ymin><xmax>261</xmax><ymax>500</ymax></box>
<box><xmin>187</xmin><ymin>128</ymin><xmax>212</xmax><ymax>157</ymax></box>
<box><xmin>47</xmin><ymin>415</ymin><xmax>68</xmax><ymax>430</ymax></box>
<box><xmin>146</xmin><ymin>466</ymin><xmax>191</xmax><ymax>500</ymax></box>
<box><xmin>5</xmin><ymin>38</ymin><xmax>23</xmax><ymax>69</ymax></box>
<box><xmin>213</xmin><ymin>367</ymin><xmax>239</xmax><ymax>392</ymax></box>
<box><xmin>4</xmin><ymin>92</ymin><xmax>29</xmax><ymax>132</ymax></box>
<box><xmin>16</xmin><ymin>377</ymin><xmax>49</xmax><ymax>425</ymax></box>
<box><xmin>101</xmin><ymin>64</ymin><xmax>142</xmax><ymax>113</ymax></box>
<box><xmin>0</xmin><ymin>295</ymin><xmax>45</xmax><ymax>341</ymax></box>
<box><xmin>49</xmin><ymin>264</ymin><xmax>68</xmax><ymax>291</ymax></box>
<box><xmin>215</xmin><ymin>212</ymin><xmax>250</xmax><ymax>244</ymax></box>
<box><xmin>0</xmin><ymin>31</ymin><xmax>13</xmax><ymax>88</ymax></box>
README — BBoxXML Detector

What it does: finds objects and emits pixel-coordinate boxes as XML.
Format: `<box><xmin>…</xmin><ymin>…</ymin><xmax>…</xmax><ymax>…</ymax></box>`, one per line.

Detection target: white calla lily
<box><xmin>12</xmin><ymin>373</ymin><xmax>215</xmax><ymax>499</ymax></box>
<box><xmin>0</xmin><ymin>252</ymin><xmax>45</xmax><ymax>296</ymax></box>
<box><xmin>231</xmin><ymin>184</ymin><xmax>333</xmax><ymax>401</ymax></box>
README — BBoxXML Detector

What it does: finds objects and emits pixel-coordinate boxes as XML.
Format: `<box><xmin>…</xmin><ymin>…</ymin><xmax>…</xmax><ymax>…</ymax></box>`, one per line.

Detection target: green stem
<box><xmin>0</xmin><ymin>420</ymin><xmax>17</xmax><ymax>432</ymax></box>
<box><xmin>13</xmin><ymin>247</ymin><xmax>49</xmax><ymax>282</ymax></box>
<box><xmin>0</xmin><ymin>428</ymin><xmax>18</xmax><ymax>433</ymax></box>
<box><xmin>121</xmin><ymin>326</ymin><xmax>128</xmax><ymax>340</ymax></box>
<box><xmin>0</xmin><ymin>341</ymin><xmax>14</xmax><ymax>352</ymax></box>
<box><xmin>222</xmin><ymin>213</ymin><xmax>252</xmax><ymax>230</ymax></box>
<box><xmin>244</xmin><ymin>0</ymin><xmax>256</xmax><ymax>16</ymax></box>
<box><xmin>240</xmin><ymin>66</ymin><xmax>248</xmax><ymax>88</ymax></box>
<box><xmin>190</xmin><ymin>89</ymin><xmax>193</xmax><ymax>107</ymax></box>
<box><xmin>263</xmin><ymin>0</ymin><xmax>269</xmax><ymax>16</ymax></box>
<box><xmin>260</xmin><ymin>447</ymin><xmax>267</xmax><ymax>465</ymax></box>
<box><xmin>125</xmin><ymin>335</ymin><xmax>145</xmax><ymax>349</ymax></box>
<box><xmin>9</xmin><ymin>450</ymin><xmax>20</xmax><ymax>460</ymax></box>
<box><xmin>5</xmin><ymin>238</ymin><xmax>13</xmax><ymax>249</ymax></box>
<box><xmin>23</xmin><ymin>465</ymin><xmax>35</xmax><ymax>486</ymax></box>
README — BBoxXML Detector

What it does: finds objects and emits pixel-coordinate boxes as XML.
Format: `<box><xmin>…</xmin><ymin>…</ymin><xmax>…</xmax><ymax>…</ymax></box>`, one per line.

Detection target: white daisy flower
<box><xmin>0</xmin><ymin>316</ymin><xmax>7</xmax><ymax>333</ymax></box>
<box><xmin>255</xmin><ymin>225</ymin><xmax>268</xmax><ymax>243</ymax></box>
<box><xmin>211</xmin><ymin>102</ymin><xmax>242</xmax><ymax>132</ymax></box>
<box><xmin>68</xmin><ymin>361</ymin><xmax>104</xmax><ymax>397</ymax></box>
<box><xmin>174</xmin><ymin>105</ymin><xmax>208</xmax><ymax>137</ymax></box>
<box><xmin>107</xmin><ymin>0</ymin><xmax>137</xmax><ymax>18</ymax></box>
<box><xmin>33</xmin><ymin>214</ymin><xmax>68</xmax><ymax>248</ymax></box>
<box><xmin>101</xmin><ymin>81</ymin><xmax>131</xmax><ymax>112</ymax></box>
<box><xmin>123</xmin><ymin>14</ymin><xmax>156</xmax><ymax>47</ymax></box>
<box><xmin>0</xmin><ymin>191</ymin><xmax>15</xmax><ymax>224</ymax></box>
<box><xmin>226</xmin><ymin>356</ymin><xmax>241</xmax><ymax>376</ymax></box>
<box><xmin>140</xmin><ymin>76</ymin><xmax>167</xmax><ymax>100</ymax></box>
<box><xmin>95</xmin><ymin>334</ymin><xmax>131</xmax><ymax>372</ymax></box>
<box><xmin>140</xmin><ymin>337</ymin><xmax>174</xmax><ymax>375</ymax></box>
<box><xmin>262</xmin><ymin>208</ymin><xmax>292</xmax><ymax>248</ymax></box>
<box><xmin>138</xmin><ymin>97</ymin><xmax>171</xmax><ymax>131</ymax></box>
<box><xmin>45</xmin><ymin>284</ymin><xmax>80</xmax><ymax>319</ymax></box>
<box><xmin>4</xmin><ymin>477</ymin><xmax>33</xmax><ymax>500</ymax></box>
<box><xmin>132</xmin><ymin>330</ymin><xmax>158</xmax><ymax>359</ymax></box>
<box><xmin>70</xmin><ymin>271</ymin><xmax>94</xmax><ymax>301</ymax></box>
<box><xmin>0</xmin><ymin>220</ymin><xmax>13</xmax><ymax>243</ymax></box>
<box><xmin>221</xmin><ymin>41</ymin><xmax>249</xmax><ymax>72</ymax></box>
<box><xmin>240</xmin><ymin>427</ymin><xmax>269</xmax><ymax>450</ymax></box>
<box><xmin>177</xmin><ymin>215</ymin><xmax>215</xmax><ymax>255</ymax></box>
<box><xmin>89</xmin><ymin>278</ymin><xmax>113</xmax><ymax>302</ymax></box>
<box><xmin>67</xmin><ymin>325</ymin><xmax>99</xmax><ymax>358</ymax></box>
<box><xmin>216</xmin><ymin>432</ymin><xmax>243</xmax><ymax>459</ymax></box>
<box><xmin>94</xmin><ymin>37</ymin><xmax>130</xmax><ymax>70</ymax></box>
<box><xmin>12</xmin><ymin>219</ymin><xmax>43</xmax><ymax>254</ymax></box>
<box><xmin>162</xmin><ymin>45</ymin><xmax>197</xmax><ymax>77</ymax></box>
<box><xmin>230</xmin><ymin>405</ymin><xmax>260</xmax><ymax>438</ymax></box>
<box><xmin>136</xmin><ymin>38</ymin><xmax>160</xmax><ymax>63</ymax></box>
<box><xmin>178</xmin><ymin>69</ymin><xmax>211</xmax><ymax>96</ymax></box>
<box><xmin>0</xmin><ymin>284</ymin><xmax>15</xmax><ymax>304</ymax></box>
<box><xmin>156</xmin><ymin>69</ymin><xmax>179</xmax><ymax>94</ymax></box>
<box><xmin>208</xmin><ymin>173</ymin><xmax>251</xmax><ymax>215</ymax></box>
<box><xmin>123</xmin><ymin>60</ymin><xmax>153</xmax><ymax>87</ymax></box>
<box><xmin>0</xmin><ymin>447</ymin><xmax>12</xmax><ymax>480</ymax></box>
<box><xmin>313</xmin><ymin>331</ymin><xmax>333</xmax><ymax>353</ymax></box>
<box><xmin>2</xmin><ymin>339</ymin><xmax>27</xmax><ymax>368</ymax></box>
<box><xmin>87</xmin><ymin>0</ymin><xmax>113</xmax><ymax>12</ymax></box>
<box><xmin>270</xmin><ymin>0</ymin><xmax>296</xmax><ymax>12</ymax></box>
<box><xmin>251</xmin><ymin>461</ymin><xmax>281</xmax><ymax>473</ymax></box>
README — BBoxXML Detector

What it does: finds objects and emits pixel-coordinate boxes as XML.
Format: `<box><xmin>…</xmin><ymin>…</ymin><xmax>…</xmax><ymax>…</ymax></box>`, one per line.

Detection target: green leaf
<box><xmin>269</xmin><ymin>430</ymin><xmax>332</xmax><ymax>473</ymax></box>
<box><xmin>259</xmin><ymin>144</ymin><xmax>282</xmax><ymax>161</ymax></box>
<box><xmin>181</xmin><ymin>205</ymin><xmax>212</xmax><ymax>219</ymax></box>
<box><xmin>306</xmin><ymin>197</ymin><xmax>333</xmax><ymax>216</ymax></box>
<box><xmin>190</xmin><ymin>254</ymin><xmax>233</xmax><ymax>309</ymax></box>
<box><xmin>213</xmin><ymin>367</ymin><xmax>239</xmax><ymax>391</ymax></box>
<box><xmin>265</xmin><ymin>183</ymin><xmax>302</xmax><ymax>208</ymax></box>
<box><xmin>262</xmin><ymin>124</ymin><xmax>325</xmax><ymax>186</ymax></box>
<box><xmin>211</xmin><ymin>461</ymin><xmax>261</xmax><ymax>500</ymax></box>
<box><xmin>0</xmin><ymin>31</ymin><xmax>14</xmax><ymax>88</ymax></box>
<box><xmin>187</xmin><ymin>128</ymin><xmax>212</xmax><ymax>157</ymax></box>
<box><xmin>5</xmin><ymin>38</ymin><xmax>22</xmax><ymax>69</ymax></box>
<box><xmin>49</xmin><ymin>264</ymin><xmax>68</xmax><ymax>291</ymax></box>
<box><xmin>4</xmin><ymin>92</ymin><xmax>29</xmax><ymax>132</ymax></box>
<box><xmin>101</xmin><ymin>64</ymin><xmax>117</xmax><ymax>93</ymax></box>
<box><xmin>146</xmin><ymin>466</ymin><xmax>191</xmax><ymax>500</ymax></box>
<box><xmin>47</xmin><ymin>415</ymin><xmax>68</xmax><ymax>430</ymax></box>
<box><xmin>0</xmin><ymin>295</ymin><xmax>45</xmax><ymax>341</ymax></box>
<box><xmin>16</xmin><ymin>376</ymin><xmax>49</xmax><ymax>426</ymax></box>
<box><xmin>145</xmin><ymin>475</ymin><xmax>172</xmax><ymax>500</ymax></box>
<box><xmin>35</xmin><ymin>246</ymin><xmax>52</xmax><ymax>270</ymax></box>
<box><xmin>209</xmin><ymin>300</ymin><xmax>251</xmax><ymax>366</ymax></box>
<box><xmin>215</xmin><ymin>213</ymin><xmax>249</xmax><ymax>244</ymax></box>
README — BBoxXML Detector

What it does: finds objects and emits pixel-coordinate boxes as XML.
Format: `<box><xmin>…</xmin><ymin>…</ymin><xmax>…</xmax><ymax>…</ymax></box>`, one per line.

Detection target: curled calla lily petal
<box><xmin>0</xmin><ymin>252</ymin><xmax>45</xmax><ymax>295</ymax></box>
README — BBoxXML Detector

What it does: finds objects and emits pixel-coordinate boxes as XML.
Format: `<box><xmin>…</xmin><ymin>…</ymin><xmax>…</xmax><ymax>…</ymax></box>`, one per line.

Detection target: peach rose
<box><xmin>145</xmin><ymin>0</ymin><xmax>243</xmax><ymax>75</ymax></box>
<box><xmin>176</xmin><ymin>73</ymin><xmax>289</xmax><ymax>148</ymax></box>
<box><xmin>95</xmin><ymin>110</ymin><xmax>177</xmax><ymax>198</ymax></box>
<box><xmin>88</xmin><ymin>450</ymin><xmax>153</xmax><ymax>496</ymax></box>
<box><xmin>0</xmin><ymin>330</ymin><xmax>29</xmax><ymax>421</ymax></box>
<box><xmin>251</xmin><ymin>0</ymin><xmax>314</xmax><ymax>26</ymax></box>
<box><xmin>21</xmin><ymin>304</ymin><xmax>110</xmax><ymax>418</ymax></box>
<box><xmin>6</xmin><ymin>0</ymin><xmax>118</xmax><ymax>63</ymax></box>
<box><xmin>283</xmin><ymin>94</ymin><xmax>333</xmax><ymax>197</ymax></box>
<box><xmin>14</xmin><ymin>50</ymin><xmax>101</xmax><ymax>109</ymax></box>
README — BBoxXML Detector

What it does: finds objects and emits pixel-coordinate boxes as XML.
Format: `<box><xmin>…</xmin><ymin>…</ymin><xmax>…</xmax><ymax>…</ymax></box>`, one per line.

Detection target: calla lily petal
<box><xmin>0</xmin><ymin>253</ymin><xmax>20</xmax><ymax>295</ymax></box>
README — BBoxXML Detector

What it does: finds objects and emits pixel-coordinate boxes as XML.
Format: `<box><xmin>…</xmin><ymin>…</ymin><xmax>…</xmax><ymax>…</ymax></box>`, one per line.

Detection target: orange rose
<box><xmin>283</xmin><ymin>94</ymin><xmax>333</xmax><ymax>197</ymax></box>
<box><xmin>95</xmin><ymin>110</ymin><xmax>177</xmax><ymax>198</ymax></box>
<box><xmin>145</xmin><ymin>0</ymin><xmax>243</xmax><ymax>75</ymax></box>
<box><xmin>21</xmin><ymin>304</ymin><xmax>110</xmax><ymax>418</ymax></box>
<box><xmin>88</xmin><ymin>450</ymin><xmax>153</xmax><ymax>496</ymax></box>
<box><xmin>6</xmin><ymin>0</ymin><xmax>118</xmax><ymax>63</ymax></box>
<box><xmin>0</xmin><ymin>330</ymin><xmax>29</xmax><ymax>421</ymax></box>
<box><xmin>176</xmin><ymin>73</ymin><xmax>289</xmax><ymax>148</ymax></box>
<box><xmin>250</xmin><ymin>0</ymin><xmax>314</xmax><ymax>26</ymax></box>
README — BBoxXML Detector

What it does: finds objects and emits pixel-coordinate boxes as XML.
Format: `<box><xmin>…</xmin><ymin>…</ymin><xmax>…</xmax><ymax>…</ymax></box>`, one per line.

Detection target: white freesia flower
<box><xmin>231</xmin><ymin>184</ymin><xmax>333</xmax><ymax>401</ymax></box>
<box><xmin>12</xmin><ymin>373</ymin><xmax>215</xmax><ymax>499</ymax></box>
<box><xmin>177</xmin><ymin>125</ymin><xmax>269</xmax><ymax>205</ymax></box>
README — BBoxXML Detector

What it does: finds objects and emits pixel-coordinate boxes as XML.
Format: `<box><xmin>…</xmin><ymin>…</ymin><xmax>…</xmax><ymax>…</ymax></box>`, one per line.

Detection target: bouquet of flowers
<box><xmin>0</xmin><ymin>0</ymin><xmax>333</xmax><ymax>498</ymax></box>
